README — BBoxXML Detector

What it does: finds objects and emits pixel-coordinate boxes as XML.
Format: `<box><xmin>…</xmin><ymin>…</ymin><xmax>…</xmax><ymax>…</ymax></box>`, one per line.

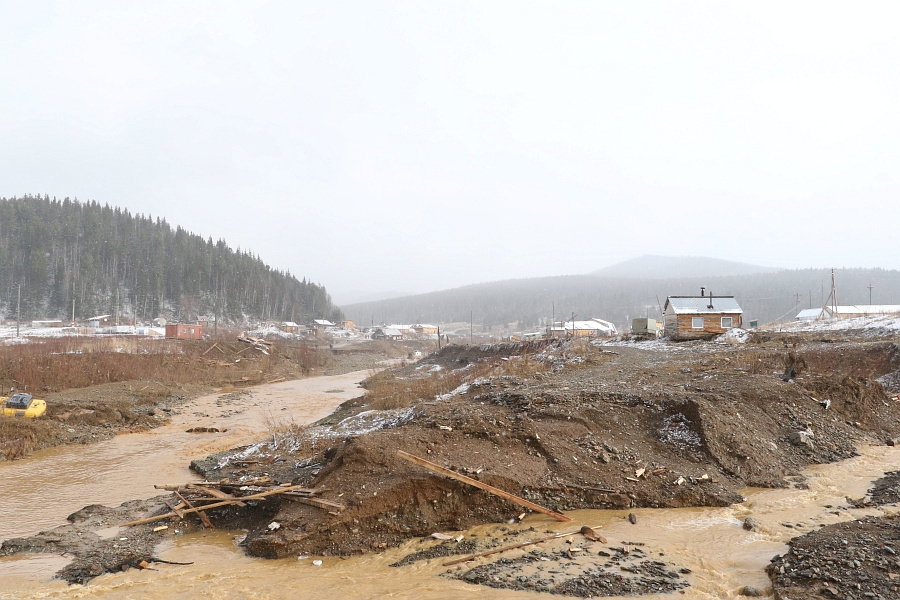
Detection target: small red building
<box><xmin>165</xmin><ymin>323</ymin><xmax>203</xmax><ymax>340</ymax></box>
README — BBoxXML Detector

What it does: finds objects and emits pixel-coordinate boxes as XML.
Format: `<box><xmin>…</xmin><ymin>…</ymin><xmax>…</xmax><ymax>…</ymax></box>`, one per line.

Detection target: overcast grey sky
<box><xmin>1</xmin><ymin>1</ymin><xmax>897</xmax><ymax>304</ymax></box>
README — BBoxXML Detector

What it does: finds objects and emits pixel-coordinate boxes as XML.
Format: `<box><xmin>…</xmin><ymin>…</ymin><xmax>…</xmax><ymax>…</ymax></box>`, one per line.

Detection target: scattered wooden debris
<box><xmin>397</xmin><ymin>450</ymin><xmax>571</xmax><ymax>522</ymax></box>
<box><xmin>580</xmin><ymin>525</ymin><xmax>607</xmax><ymax>543</ymax></box>
<box><xmin>238</xmin><ymin>336</ymin><xmax>274</xmax><ymax>355</ymax></box>
<box><xmin>185</xmin><ymin>426</ymin><xmax>226</xmax><ymax>433</ymax></box>
<box><xmin>125</xmin><ymin>481</ymin><xmax>341</xmax><ymax>528</ymax></box>
<box><xmin>443</xmin><ymin>525</ymin><xmax>605</xmax><ymax>566</ymax></box>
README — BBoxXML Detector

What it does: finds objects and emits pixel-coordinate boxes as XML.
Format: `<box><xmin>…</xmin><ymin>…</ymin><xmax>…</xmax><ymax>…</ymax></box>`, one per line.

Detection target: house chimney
<box><xmin>707</xmin><ymin>290</ymin><xmax>714</xmax><ymax>309</ymax></box>
<box><xmin>700</xmin><ymin>287</ymin><xmax>705</xmax><ymax>297</ymax></box>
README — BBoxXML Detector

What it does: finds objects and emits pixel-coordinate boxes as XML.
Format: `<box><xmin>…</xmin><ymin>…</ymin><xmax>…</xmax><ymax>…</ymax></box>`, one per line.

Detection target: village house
<box><xmin>307</xmin><ymin>319</ymin><xmax>336</xmax><ymax>336</ymax></box>
<box><xmin>30</xmin><ymin>320</ymin><xmax>65</xmax><ymax>328</ymax></box>
<box><xmin>565</xmin><ymin>319</ymin><xmax>617</xmax><ymax>338</ymax></box>
<box><xmin>411</xmin><ymin>323</ymin><xmax>439</xmax><ymax>335</ymax></box>
<box><xmin>280</xmin><ymin>321</ymin><xmax>300</xmax><ymax>334</ymax></box>
<box><xmin>663</xmin><ymin>290</ymin><xmax>743</xmax><ymax>339</ymax></box>
<box><xmin>88</xmin><ymin>315</ymin><xmax>113</xmax><ymax>328</ymax></box>
<box><xmin>342</xmin><ymin>320</ymin><xmax>356</xmax><ymax>330</ymax></box>
<box><xmin>371</xmin><ymin>327</ymin><xmax>403</xmax><ymax>341</ymax></box>
<box><xmin>165</xmin><ymin>323</ymin><xmax>203</xmax><ymax>340</ymax></box>
<box><xmin>546</xmin><ymin>318</ymin><xmax>617</xmax><ymax>339</ymax></box>
<box><xmin>824</xmin><ymin>305</ymin><xmax>900</xmax><ymax>318</ymax></box>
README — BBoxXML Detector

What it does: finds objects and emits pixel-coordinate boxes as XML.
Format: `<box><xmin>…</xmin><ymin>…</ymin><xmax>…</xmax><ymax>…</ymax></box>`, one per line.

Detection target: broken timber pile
<box><xmin>120</xmin><ymin>480</ymin><xmax>344</xmax><ymax>528</ymax></box>
<box><xmin>238</xmin><ymin>335</ymin><xmax>273</xmax><ymax>355</ymax></box>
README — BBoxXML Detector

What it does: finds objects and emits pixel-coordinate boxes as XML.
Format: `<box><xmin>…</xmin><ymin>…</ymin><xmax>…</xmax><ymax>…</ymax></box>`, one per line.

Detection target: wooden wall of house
<box><xmin>668</xmin><ymin>313</ymin><xmax>742</xmax><ymax>339</ymax></box>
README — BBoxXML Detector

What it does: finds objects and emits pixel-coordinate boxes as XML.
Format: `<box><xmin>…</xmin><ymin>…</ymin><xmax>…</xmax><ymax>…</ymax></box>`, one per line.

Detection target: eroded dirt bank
<box><xmin>4</xmin><ymin>334</ymin><xmax>900</xmax><ymax>594</ymax></box>
<box><xmin>195</xmin><ymin>337</ymin><xmax>900</xmax><ymax>563</ymax></box>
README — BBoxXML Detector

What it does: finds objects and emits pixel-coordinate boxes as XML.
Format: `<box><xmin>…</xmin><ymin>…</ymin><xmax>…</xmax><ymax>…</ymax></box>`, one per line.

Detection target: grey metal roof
<box><xmin>666</xmin><ymin>296</ymin><xmax>743</xmax><ymax>314</ymax></box>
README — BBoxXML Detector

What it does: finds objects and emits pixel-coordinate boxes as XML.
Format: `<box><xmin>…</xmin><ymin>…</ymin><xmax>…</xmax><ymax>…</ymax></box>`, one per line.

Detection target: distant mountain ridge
<box><xmin>341</xmin><ymin>261</ymin><xmax>900</xmax><ymax>331</ymax></box>
<box><xmin>592</xmin><ymin>255</ymin><xmax>781</xmax><ymax>279</ymax></box>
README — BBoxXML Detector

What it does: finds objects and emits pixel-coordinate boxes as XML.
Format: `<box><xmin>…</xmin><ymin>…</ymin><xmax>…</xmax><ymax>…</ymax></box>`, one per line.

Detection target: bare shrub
<box><xmin>0</xmin><ymin>336</ymin><xmax>329</xmax><ymax>393</ymax></box>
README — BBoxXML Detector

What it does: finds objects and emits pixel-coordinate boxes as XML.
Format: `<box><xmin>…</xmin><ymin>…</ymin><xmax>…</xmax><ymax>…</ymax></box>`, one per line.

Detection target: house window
<box><xmin>721</xmin><ymin>317</ymin><xmax>733</xmax><ymax>329</ymax></box>
<box><xmin>691</xmin><ymin>317</ymin><xmax>704</xmax><ymax>328</ymax></box>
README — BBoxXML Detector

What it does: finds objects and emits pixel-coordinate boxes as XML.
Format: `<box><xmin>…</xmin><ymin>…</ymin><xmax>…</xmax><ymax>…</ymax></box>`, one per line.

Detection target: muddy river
<box><xmin>1</xmin><ymin>372</ymin><xmax>898</xmax><ymax>599</ymax></box>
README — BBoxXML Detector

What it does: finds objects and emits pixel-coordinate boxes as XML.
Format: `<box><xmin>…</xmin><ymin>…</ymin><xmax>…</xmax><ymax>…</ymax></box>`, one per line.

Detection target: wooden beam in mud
<box><xmin>280</xmin><ymin>494</ymin><xmax>345</xmax><ymax>512</ymax></box>
<box><xmin>187</xmin><ymin>484</ymin><xmax>247</xmax><ymax>507</ymax></box>
<box><xmin>175</xmin><ymin>490</ymin><xmax>214</xmax><ymax>528</ymax></box>
<box><xmin>396</xmin><ymin>450</ymin><xmax>572</xmax><ymax>523</ymax></box>
<box><xmin>120</xmin><ymin>484</ymin><xmax>312</xmax><ymax>527</ymax></box>
<box><xmin>163</xmin><ymin>499</ymin><xmax>186</xmax><ymax>519</ymax></box>
<box><xmin>443</xmin><ymin>527</ymin><xmax>603</xmax><ymax>566</ymax></box>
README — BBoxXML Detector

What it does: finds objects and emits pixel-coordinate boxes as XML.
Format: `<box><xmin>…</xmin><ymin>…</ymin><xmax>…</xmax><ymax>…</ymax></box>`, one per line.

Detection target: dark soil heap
<box><xmin>192</xmin><ymin>336</ymin><xmax>900</xmax><ymax>561</ymax></box>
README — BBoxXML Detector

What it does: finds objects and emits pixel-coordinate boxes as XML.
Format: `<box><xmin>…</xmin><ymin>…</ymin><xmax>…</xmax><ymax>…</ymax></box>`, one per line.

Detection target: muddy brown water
<box><xmin>1</xmin><ymin>372</ymin><xmax>898</xmax><ymax>599</ymax></box>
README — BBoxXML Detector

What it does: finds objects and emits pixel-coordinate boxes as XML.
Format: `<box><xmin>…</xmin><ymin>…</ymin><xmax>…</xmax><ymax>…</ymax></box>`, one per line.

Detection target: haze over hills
<box><xmin>591</xmin><ymin>255</ymin><xmax>781</xmax><ymax>279</ymax></box>
<box><xmin>0</xmin><ymin>196</ymin><xmax>343</xmax><ymax>324</ymax></box>
<box><xmin>341</xmin><ymin>257</ymin><xmax>900</xmax><ymax>332</ymax></box>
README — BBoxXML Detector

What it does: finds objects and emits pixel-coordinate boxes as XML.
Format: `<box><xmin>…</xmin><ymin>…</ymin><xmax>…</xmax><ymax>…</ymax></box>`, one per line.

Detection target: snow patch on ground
<box><xmin>436</xmin><ymin>382</ymin><xmax>470</xmax><ymax>401</ymax></box>
<box><xmin>718</xmin><ymin>328</ymin><xmax>750</xmax><ymax>344</ymax></box>
<box><xmin>765</xmin><ymin>314</ymin><xmax>900</xmax><ymax>336</ymax></box>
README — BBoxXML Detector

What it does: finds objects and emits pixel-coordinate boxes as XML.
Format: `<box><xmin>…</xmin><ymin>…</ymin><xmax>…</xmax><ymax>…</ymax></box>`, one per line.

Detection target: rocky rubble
<box><xmin>767</xmin><ymin>516</ymin><xmax>900</xmax><ymax>600</ymax></box>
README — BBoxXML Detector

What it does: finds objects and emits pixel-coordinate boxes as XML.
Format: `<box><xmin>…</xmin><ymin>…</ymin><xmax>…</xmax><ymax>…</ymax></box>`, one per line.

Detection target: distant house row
<box><xmin>796</xmin><ymin>305</ymin><xmax>900</xmax><ymax>320</ymax></box>
<box><xmin>545</xmin><ymin>318</ymin><xmax>618</xmax><ymax>339</ymax></box>
<box><xmin>371</xmin><ymin>323</ymin><xmax>440</xmax><ymax>341</ymax></box>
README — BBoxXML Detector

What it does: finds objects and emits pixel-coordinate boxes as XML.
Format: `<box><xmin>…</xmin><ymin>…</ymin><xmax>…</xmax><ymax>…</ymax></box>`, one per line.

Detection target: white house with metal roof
<box><xmin>797</xmin><ymin>305</ymin><xmax>900</xmax><ymax>320</ymax></box>
<box><xmin>663</xmin><ymin>292</ymin><xmax>743</xmax><ymax>339</ymax></box>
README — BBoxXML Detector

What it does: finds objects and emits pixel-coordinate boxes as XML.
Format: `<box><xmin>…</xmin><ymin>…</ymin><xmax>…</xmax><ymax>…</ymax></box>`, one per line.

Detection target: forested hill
<box><xmin>341</xmin><ymin>267</ymin><xmax>900</xmax><ymax>331</ymax></box>
<box><xmin>0</xmin><ymin>196</ymin><xmax>342</xmax><ymax>324</ymax></box>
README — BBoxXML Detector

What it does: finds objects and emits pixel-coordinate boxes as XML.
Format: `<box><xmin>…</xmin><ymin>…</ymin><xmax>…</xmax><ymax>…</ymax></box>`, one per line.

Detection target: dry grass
<box><xmin>0</xmin><ymin>336</ymin><xmax>330</xmax><ymax>394</ymax></box>
<box><xmin>0</xmin><ymin>418</ymin><xmax>42</xmax><ymax>460</ymax></box>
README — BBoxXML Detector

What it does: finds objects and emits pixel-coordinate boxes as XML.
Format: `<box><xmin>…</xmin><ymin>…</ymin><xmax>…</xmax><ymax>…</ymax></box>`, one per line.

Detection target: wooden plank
<box><xmin>444</xmin><ymin>527</ymin><xmax>589</xmax><ymax>566</ymax></box>
<box><xmin>163</xmin><ymin>499</ymin><xmax>186</xmax><ymax>519</ymax></box>
<box><xmin>187</xmin><ymin>484</ymin><xmax>247</xmax><ymax>507</ymax></box>
<box><xmin>281</xmin><ymin>494</ymin><xmax>345</xmax><ymax>512</ymax></box>
<box><xmin>120</xmin><ymin>484</ymin><xmax>311</xmax><ymax>527</ymax></box>
<box><xmin>175</xmin><ymin>490</ymin><xmax>214</xmax><ymax>528</ymax></box>
<box><xmin>397</xmin><ymin>450</ymin><xmax>571</xmax><ymax>522</ymax></box>
<box><xmin>201</xmin><ymin>342</ymin><xmax>219</xmax><ymax>357</ymax></box>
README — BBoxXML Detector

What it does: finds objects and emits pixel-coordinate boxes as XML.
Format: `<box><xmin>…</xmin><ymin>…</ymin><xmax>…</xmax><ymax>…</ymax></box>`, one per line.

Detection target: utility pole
<box><xmin>71</xmin><ymin>277</ymin><xmax>76</xmax><ymax>326</ymax></box>
<box><xmin>16</xmin><ymin>283</ymin><xmax>21</xmax><ymax>337</ymax></box>
<box><xmin>868</xmin><ymin>283</ymin><xmax>874</xmax><ymax>306</ymax></box>
<box><xmin>115</xmin><ymin>288</ymin><xmax>120</xmax><ymax>326</ymax></box>
<box><xmin>437</xmin><ymin>324</ymin><xmax>441</xmax><ymax>350</ymax></box>
<box><xmin>570</xmin><ymin>312</ymin><xmax>576</xmax><ymax>338</ymax></box>
<box><xmin>470</xmin><ymin>310</ymin><xmax>473</xmax><ymax>345</ymax></box>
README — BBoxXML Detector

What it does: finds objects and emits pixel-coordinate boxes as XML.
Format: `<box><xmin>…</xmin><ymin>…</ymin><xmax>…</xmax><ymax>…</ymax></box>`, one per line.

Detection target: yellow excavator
<box><xmin>1</xmin><ymin>391</ymin><xmax>46</xmax><ymax>418</ymax></box>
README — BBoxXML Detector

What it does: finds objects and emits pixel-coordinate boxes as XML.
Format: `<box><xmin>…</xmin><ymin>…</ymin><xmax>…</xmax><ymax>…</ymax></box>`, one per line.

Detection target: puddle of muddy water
<box><xmin>2</xmin><ymin>444</ymin><xmax>898</xmax><ymax>600</ymax></box>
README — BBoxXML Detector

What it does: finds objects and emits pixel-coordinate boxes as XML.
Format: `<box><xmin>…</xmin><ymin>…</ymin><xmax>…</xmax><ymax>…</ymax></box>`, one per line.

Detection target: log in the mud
<box><xmin>280</xmin><ymin>494</ymin><xmax>345</xmax><ymax>512</ymax></box>
<box><xmin>444</xmin><ymin>526</ymin><xmax>601</xmax><ymax>566</ymax></box>
<box><xmin>397</xmin><ymin>450</ymin><xmax>572</xmax><ymax>522</ymax></box>
<box><xmin>175</xmin><ymin>490</ymin><xmax>214</xmax><ymax>528</ymax></box>
<box><xmin>187</xmin><ymin>484</ymin><xmax>248</xmax><ymax>507</ymax></box>
<box><xmin>120</xmin><ymin>484</ymin><xmax>312</xmax><ymax>527</ymax></box>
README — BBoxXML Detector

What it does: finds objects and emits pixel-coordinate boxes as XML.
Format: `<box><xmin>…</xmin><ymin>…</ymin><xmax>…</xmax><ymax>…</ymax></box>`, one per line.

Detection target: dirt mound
<box><xmin>189</xmin><ymin>339</ymin><xmax>900</xmax><ymax>560</ymax></box>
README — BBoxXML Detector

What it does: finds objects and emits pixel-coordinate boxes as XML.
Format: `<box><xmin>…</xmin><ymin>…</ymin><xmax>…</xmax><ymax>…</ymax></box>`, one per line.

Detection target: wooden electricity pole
<box><xmin>16</xmin><ymin>283</ymin><xmax>21</xmax><ymax>337</ymax></box>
